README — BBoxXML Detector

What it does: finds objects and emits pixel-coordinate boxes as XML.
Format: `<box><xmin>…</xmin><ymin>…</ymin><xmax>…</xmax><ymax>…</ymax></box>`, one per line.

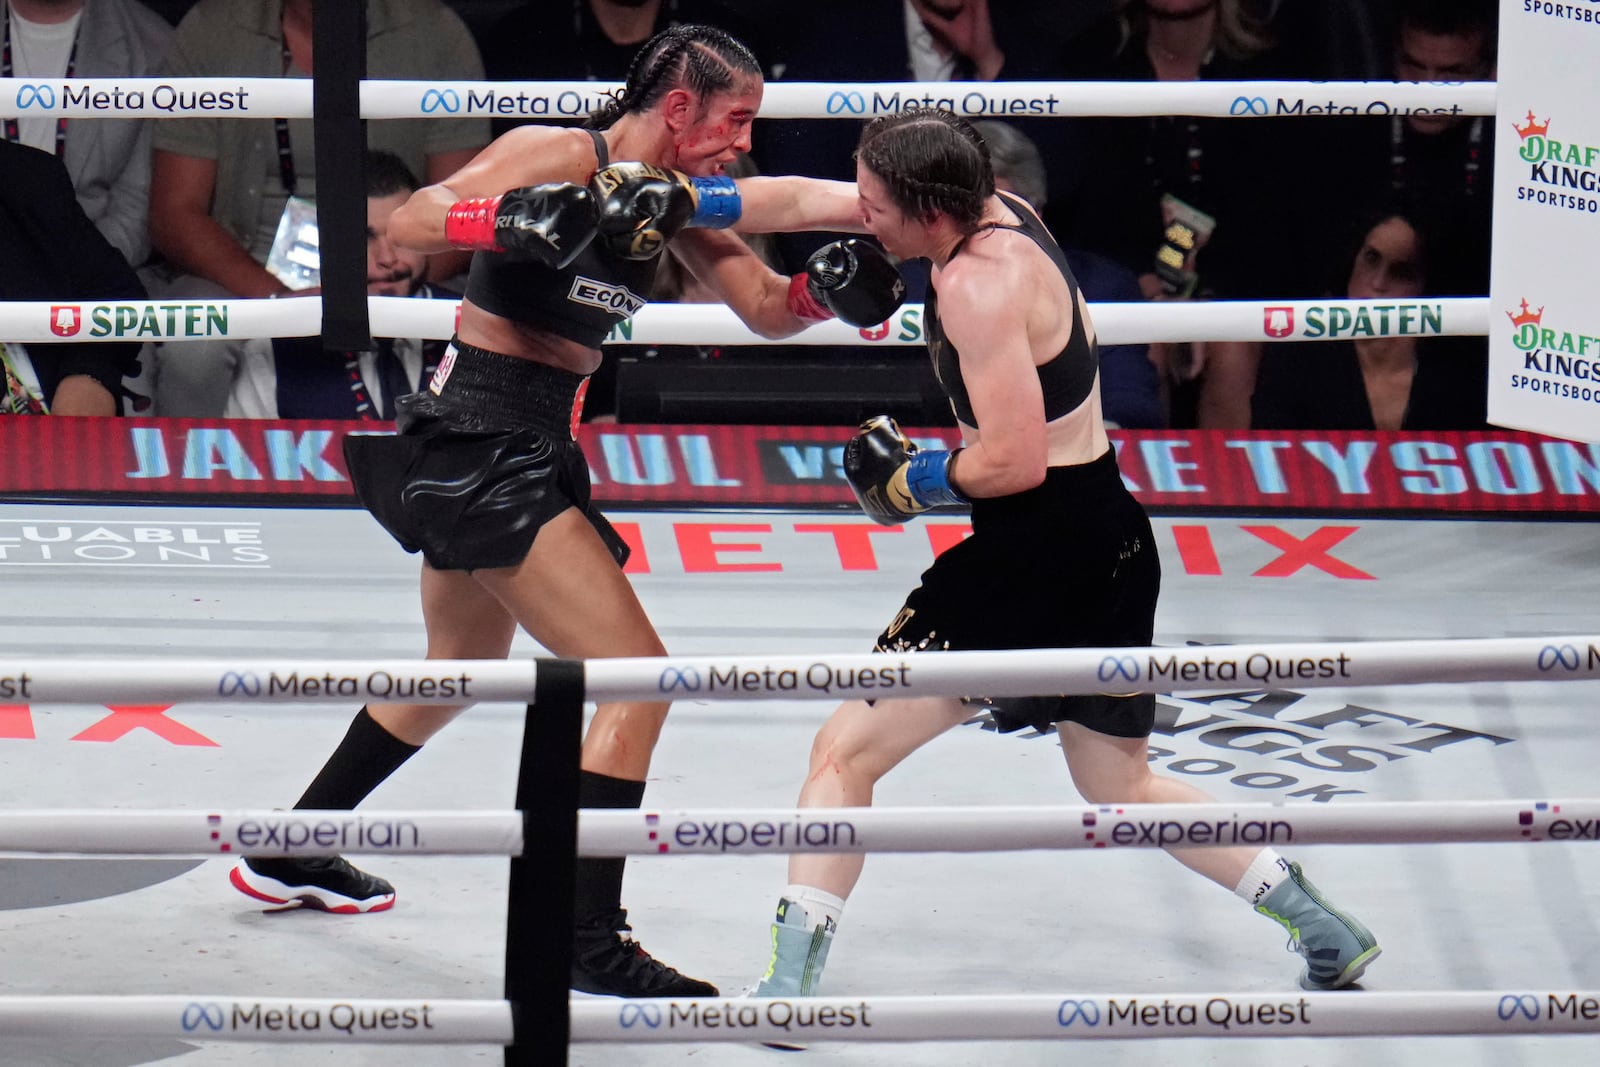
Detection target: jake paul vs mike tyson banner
<box><xmin>0</xmin><ymin>421</ymin><xmax>1596</xmax><ymax>515</ymax></box>
<box><xmin>1489</xmin><ymin>1</ymin><xmax>1600</xmax><ymax>443</ymax></box>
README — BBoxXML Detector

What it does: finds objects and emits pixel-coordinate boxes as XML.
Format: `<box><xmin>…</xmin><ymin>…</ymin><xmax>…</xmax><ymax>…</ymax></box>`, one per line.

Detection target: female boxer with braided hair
<box><xmin>228</xmin><ymin>24</ymin><xmax>901</xmax><ymax>1000</ymax></box>
<box><xmin>743</xmin><ymin>110</ymin><xmax>1380</xmax><ymax>1005</ymax></box>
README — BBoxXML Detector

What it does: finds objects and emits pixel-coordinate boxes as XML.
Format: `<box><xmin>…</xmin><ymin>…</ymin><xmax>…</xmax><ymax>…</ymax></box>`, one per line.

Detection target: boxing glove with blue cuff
<box><xmin>590</xmin><ymin>162</ymin><xmax>741</xmax><ymax>259</ymax></box>
<box><xmin>844</xmin><ymin>415</ymin><xmax>968</xmax><ymax>526</ymax></box>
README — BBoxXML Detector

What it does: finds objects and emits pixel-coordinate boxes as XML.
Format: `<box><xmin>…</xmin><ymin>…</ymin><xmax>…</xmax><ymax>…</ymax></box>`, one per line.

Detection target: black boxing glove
<box><xmin>843</xmin><ymin>415</ymin><xmax>968</xmax><ymax>526</ymax></box>
<box><xmin>590</xmin><ymin>162</ymin><xmax>742</xmax><ymax>260</ymax></box>
<box><xmin>787</xmin><ymin>239</ymin><xmax>907</xmax><ymax>329</ymax></box>
<box><xmin>444</xmin><ymin>183</ymin><xmax>597</xmax><ymax>268</ymax></box>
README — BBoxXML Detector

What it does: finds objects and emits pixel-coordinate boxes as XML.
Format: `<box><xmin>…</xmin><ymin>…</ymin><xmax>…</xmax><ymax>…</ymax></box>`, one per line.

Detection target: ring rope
<box><xmin>0</xmin><ymin>991</ymin><xmax>1590</xmax><ymax>1042</ymax></box>
<box><xmin>0</xmin><ymin>798</ymin><xmax>1594</xmax><ymax>857</ymax></box>
<box><xmin>0</xmin><ymin>995</ymin><xmax>511</xmax><ymax>1044</ymax></box>
<box><xmin>568</xmin><ymin>991</ymin><xmax>1600</xmax><ymax>1041</ymax></box>
<box><xmin>0</xmin><ymin>296</ymin><xmax>1492</xmax><ymax>347</ymax></box>
<box><xmin>1</xmin><ymin>635</ymin><xmax>1591</xmax><ymax>705</ymax></box>
<box><xmin>0</xmin><ymin>78</ymin><xmax>1498</xmax><ymax>120</ymax></box>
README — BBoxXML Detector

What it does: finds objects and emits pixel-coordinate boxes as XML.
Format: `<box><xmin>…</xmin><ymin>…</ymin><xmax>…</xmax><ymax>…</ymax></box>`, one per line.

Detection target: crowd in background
<box><xmin>2</xmin><ymin>0</ymin><xmax>1498</xmax><ymax>431</ymax></box>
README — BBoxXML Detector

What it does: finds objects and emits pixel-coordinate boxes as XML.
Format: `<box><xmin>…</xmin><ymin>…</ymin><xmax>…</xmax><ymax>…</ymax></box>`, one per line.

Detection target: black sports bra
<box><xmin>463</xmin><ymin>129</ymin><xmax>660</xmax><ymax>348</ymax></box>
<box><xmin>925</xmin><ymin>192</ymin><xmax>1098</xmax><ymax>428</ymax></box>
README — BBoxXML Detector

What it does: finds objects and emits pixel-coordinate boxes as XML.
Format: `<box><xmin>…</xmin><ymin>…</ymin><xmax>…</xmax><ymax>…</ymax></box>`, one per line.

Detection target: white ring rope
<box><xmin>0</xmin><ymin>996</ymin><xmax>511</xmax><ymax>1044</ymax></box>
<box><xmin>569</xmin><ymin>991</ymin><xmax>1593</xmax><ymax>1043</ymax></box>
<box><xmin>0</xmin><ymin>296</ymin><xmax>1492</xmax><ymax>347</ymax></box>
<box><xmin>0</xmin><ymin>78</ymin><xmax>1497</xmax><ymax>120</ymax></box>
<box><xmin>1</xmin><ymin>635</ymin><xmax>1590</xmax><ymax>705</ymax></box>
<box><xmin>568</xmin><ymin>991</ymin><xmax>1600</xmax><ymax>1041</ymax></box>
<box><xmin>0</xmin><ymin>798</ymin><xmax>1594</xmax><ymax>857</ymax></box>
<box><xmin>0</xmin><ymin>991</ymin><xmax>1592</xmax><ymax>1043</ymax></box>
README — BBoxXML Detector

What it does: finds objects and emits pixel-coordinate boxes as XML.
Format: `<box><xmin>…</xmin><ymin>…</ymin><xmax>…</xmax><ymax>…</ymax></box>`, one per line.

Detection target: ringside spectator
<box><xmin>1251</xmin><ymin>203</ymin><xmax>1489</xmax><ymax>431</ymax></box>
<box><xmin>2</xmin><ymin>0</ymin><xmax>173</xmax><ymax>268</ymax></box>
<box><xmin>147</xmin><ymin>0</ymin><xmax>489</xmax><ymax>417</ymax></box>
<box><xmin>1057</xmin><ymin>0</ymin><xmax>1313</xmax><ymax>429</ymax></box>
<box><xmin>1323</xmin><ymin>0</ymin><xmax>1497</xmax><ymax>296</ymax></box>
<box><xmin>225</xmin><ymin>151</ymin><xmax>455</xmax><ymax>420</ymax></box>
<box><xmin>1</xmin><ymin>140</ymin><xmax>145</xmax><ymax>415</ymax></box>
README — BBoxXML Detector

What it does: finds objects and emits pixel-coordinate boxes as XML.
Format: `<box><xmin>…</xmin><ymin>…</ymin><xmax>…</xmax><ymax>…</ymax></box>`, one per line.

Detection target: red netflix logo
<box><xmin>2</xmin><ymin>704</ymin><xmax>219</xmax><ymax>746</ymax></box>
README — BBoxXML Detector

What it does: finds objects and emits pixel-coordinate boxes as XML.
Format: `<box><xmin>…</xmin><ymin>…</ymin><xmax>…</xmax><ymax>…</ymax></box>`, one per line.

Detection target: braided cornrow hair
<box><xmin>855</xmin><ymin>109</ymin><xmax>995</xmax><ymax>230</ymax></box>
<box><xmin>587</xmin><ymin>24</ymin><xmax>761</xmax><ymax>130</ymax></box>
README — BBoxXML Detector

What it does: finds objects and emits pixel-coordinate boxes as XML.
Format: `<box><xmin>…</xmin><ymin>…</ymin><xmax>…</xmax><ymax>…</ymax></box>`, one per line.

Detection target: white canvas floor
<box><xmin>0</xmin><ymin>502</ymin><xmax>1596</xmax><ymax>1066</ymax></box>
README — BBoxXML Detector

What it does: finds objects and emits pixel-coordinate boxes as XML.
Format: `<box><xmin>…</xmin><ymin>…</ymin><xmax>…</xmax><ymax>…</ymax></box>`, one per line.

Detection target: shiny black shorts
<box><xmin>342</xmin><ymin>339</ymin><xmax>626</xmax><ymax>572</ymax></box>
<box><xmin>874</xmin><ymin>449</ymin><xmax>1159</xmax><ymax>738</ymax></box>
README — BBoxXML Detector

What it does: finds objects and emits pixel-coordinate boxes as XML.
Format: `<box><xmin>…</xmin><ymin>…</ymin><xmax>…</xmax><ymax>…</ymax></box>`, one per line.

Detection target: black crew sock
<box><xmin>292</xmin><ymin>707</ymin><xmax>422</xmax><ymax>811</ymax></box>
<box><xmin>573</xmin><ymin>769</ymin><xmax>646</xmax><ymax>931</ymax></box>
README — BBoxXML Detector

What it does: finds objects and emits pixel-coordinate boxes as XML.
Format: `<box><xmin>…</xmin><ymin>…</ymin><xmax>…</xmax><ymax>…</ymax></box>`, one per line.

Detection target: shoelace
<box><xmin>580</xmin><ymin>937</ymin><xmax>684</xmax><ymax>990</ymax></box>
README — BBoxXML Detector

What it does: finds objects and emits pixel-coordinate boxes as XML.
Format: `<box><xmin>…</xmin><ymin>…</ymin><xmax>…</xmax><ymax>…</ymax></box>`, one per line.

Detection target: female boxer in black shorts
<box><xmin>228</xmin><ymin>24</ymin><xmax>898</xmax><ymax>1000</ymax></box>
<box><xmin>746</xmin><ymin>110</ymin><xmax>1381</xmax><ymax>1002</ymax></box>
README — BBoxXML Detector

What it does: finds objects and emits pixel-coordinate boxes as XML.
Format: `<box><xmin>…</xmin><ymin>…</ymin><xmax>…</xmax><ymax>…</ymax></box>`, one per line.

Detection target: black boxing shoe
<box><xmin>571</xmin><ymin>909</ymin><xmax>718</xmax><ymax>998</ymax></box>
<box><xmin>231</xmin><ymin>855</ymin><xmax>396</xmax><ymax>914</ymax></box>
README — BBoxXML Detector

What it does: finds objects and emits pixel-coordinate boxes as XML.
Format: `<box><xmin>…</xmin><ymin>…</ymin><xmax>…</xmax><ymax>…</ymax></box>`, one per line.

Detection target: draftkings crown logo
<box><xmin>1506</xmin><ymin>298</ymin><xmax>1544</xmax><ymax>332</ymax></box>
<box><xmin>1515</xmin><ymin>110</ymin><xmax>1600</xmax><ymax>171</ymax></box>
<box><xmin>1514</xmin><ymin>110</ymin><xmax>1550</xmax><ymax>143</ymax></box>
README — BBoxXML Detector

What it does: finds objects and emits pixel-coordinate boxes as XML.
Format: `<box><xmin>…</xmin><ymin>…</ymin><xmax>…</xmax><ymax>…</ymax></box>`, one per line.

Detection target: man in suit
<box><xmin>225</xmin><ymin>151</ymin><xmax>454</xmax><ymax>420</ymax></box>
<box><xmin>1</xmin><ymin>140</ymin><xmax>146</xmax><ymax>414</ymax></box>
<box><xmin>4</xmin><ymin>0</ymin><xmax>174</xmax><ymax>268</ymax></box>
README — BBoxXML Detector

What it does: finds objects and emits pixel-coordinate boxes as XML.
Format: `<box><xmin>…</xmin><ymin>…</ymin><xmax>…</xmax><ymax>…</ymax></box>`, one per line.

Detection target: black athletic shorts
<box><xmin>874</xmin><ymin>448</ymin><xmax>1159</xmax><ymax>738</ymax></box>
<box><xmin>342</xmin><ymin>339</ymin><xmax>627</xmax><ymax>572</ymax></box>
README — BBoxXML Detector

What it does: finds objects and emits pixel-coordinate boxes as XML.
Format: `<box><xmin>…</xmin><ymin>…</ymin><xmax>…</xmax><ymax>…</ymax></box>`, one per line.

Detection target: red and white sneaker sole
<box><xmin>228</xmin><ymin>862</ymin><xmax>395</xmax><ymax>914</ymax></box>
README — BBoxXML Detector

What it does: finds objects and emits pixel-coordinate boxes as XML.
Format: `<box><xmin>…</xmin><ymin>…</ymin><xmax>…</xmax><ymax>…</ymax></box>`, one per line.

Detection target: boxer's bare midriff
<box><xmin>458</xmin><ymin>300</ymin><xmax>605</xmax><ymax>377</ymax></box>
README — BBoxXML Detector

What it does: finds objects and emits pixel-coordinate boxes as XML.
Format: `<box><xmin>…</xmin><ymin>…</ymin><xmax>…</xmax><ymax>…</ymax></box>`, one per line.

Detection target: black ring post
<box><xmin>311</xmin><ymin>0</ymin><xmax>372</xmax><ymax>351</ymax></box>
<box><xmin>505</xmin><ymin>658</ymin><xmax>585</xmax><ymax>1064</ymax></box>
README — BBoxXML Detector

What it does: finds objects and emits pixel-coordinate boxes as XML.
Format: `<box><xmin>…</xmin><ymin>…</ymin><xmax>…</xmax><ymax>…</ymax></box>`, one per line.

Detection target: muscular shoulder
<box><xmin>938</xmin><ymin>233</ymin><xmax>1033</xmax><ymax>322</ymax></box>
<box><xmin>491</xmin><ymin>126</ymin><xmax>601</xmax><ymax>183</ymax></box>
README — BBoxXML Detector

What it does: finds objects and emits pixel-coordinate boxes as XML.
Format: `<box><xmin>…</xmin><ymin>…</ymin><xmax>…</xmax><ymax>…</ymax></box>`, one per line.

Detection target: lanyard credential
<box><xmin>2</xmin><ymin>8</ymin><xmax>80</xmax><ymax>157</ymax></box>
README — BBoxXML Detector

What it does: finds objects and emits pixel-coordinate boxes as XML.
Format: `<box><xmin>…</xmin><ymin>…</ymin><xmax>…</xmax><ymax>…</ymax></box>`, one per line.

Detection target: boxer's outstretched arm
<box><xmin>389</xmin><ymin>126</ymin><xmax>598</xmax><ymax>254</ymax></box>
<box><xmin>731</xmin><ymin>176</ymin><xmax>867</xmax><ymax>235</ymax></box>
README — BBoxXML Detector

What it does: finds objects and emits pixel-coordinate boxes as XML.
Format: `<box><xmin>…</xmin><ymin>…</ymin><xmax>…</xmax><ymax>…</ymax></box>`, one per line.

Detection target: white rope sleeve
<box><xmin>0</xmin><ymin>297</ymin><xmax>1492</xmax><ymax>346</ymax></box>
<box><xmin>0</xmin><ymin>995</ymin><xmax>511</xmax><ymax>1044</ymax></box>
<box><xmin>0</xmin><ymin>78</ymin><xmax>1496</xmax><ymax>120</ymax></box>
<box><xmin>0</xmin><ymin>990</ymin><xmax>1590</xmax><ymax>1043</ymax></box>
<box><xmin>0</xmin><ymin>799</ymin><xmax>1591</xmax><ymax>857</ymax></box>
<box><xmin>569</xmin><ymin>990</ymin><xmax>1600</xmax><ymax>1042</ymax></box>
<box><xmin>0</xmin><ymin>636</ymin><xmax>1592</xmax><ymax>704</ymax></box>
